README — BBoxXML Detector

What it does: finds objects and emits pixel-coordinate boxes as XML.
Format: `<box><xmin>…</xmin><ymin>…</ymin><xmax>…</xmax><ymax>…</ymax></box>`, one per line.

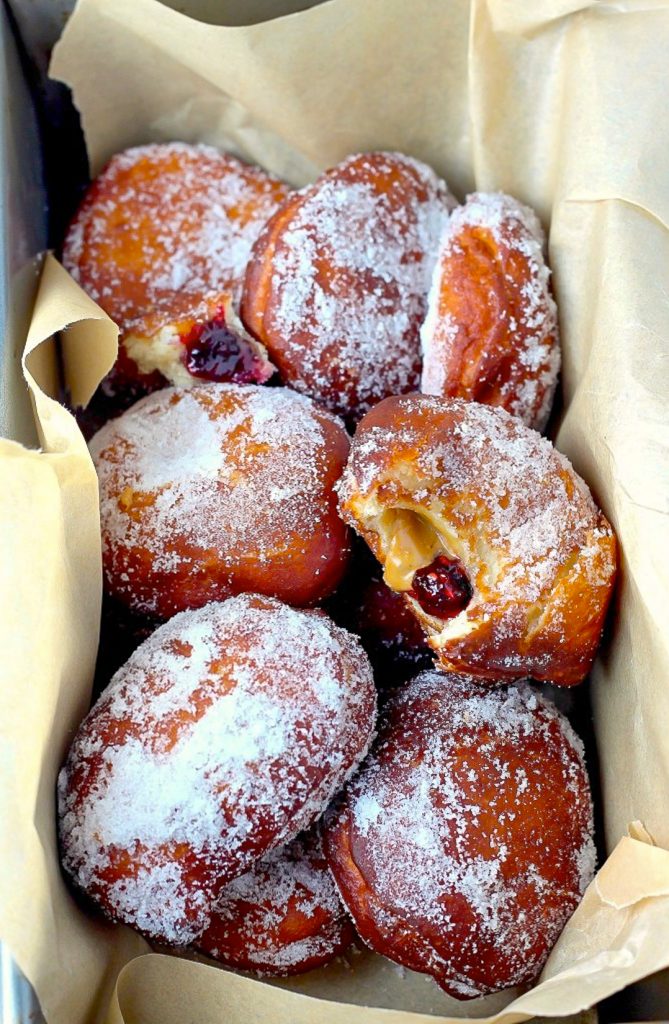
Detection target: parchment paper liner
<box><xmin>2</xmin><ymin>0</ymin><xmax>668</xmax><ymax>1020</ymax></box>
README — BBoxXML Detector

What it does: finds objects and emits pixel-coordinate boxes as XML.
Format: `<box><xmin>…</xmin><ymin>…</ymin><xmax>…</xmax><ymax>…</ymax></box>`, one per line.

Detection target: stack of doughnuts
<box><xmin>58</xmin><ymin>142</ymin><xmax>618</xmax><ymax>999</ymax></box>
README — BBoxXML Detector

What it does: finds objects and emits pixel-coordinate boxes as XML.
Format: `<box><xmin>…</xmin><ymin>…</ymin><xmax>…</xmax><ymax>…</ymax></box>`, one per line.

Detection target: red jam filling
<box><xmin>181</xmin><ymin>312</ymin><xmax>261</xmax><ymax>383</ymax></box>
<box><xmin>410</xmin><ymin>555</ymin><xmax>472</xmax><ymax>620</ymax></box>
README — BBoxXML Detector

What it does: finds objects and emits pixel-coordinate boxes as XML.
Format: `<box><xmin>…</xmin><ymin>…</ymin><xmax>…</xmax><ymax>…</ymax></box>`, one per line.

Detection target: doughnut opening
<box><xmin>124</xmin><ymin>298</ymin><xmax>275</xmax><ymax>389</ymax></box>
<box><xmin>409</xmin><ymin>555</ymin><xmax>472</xmax><ymax>619</ymax></box>
<box><xmin>377</xmin><ymin>508</ymin><xmax>474</xmax><ymax>620</ymax></box>
<box><xmin>382</xmin><ymin>509</ymin><xmax>442</xmax><ymax>591</ymax></box>
<box><xmin>181</xmin><ymin>310</ymin><xmax>265</xmax><ymax>383</ymax></box>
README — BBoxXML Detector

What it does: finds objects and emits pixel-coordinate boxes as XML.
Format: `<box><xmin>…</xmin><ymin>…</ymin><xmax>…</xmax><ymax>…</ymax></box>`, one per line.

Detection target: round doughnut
<box><xmin>89</xmin><ymin>383</ymin><xmax>351</xmax><ymax>618</ymax></box>
<box><xmin>420</xmin><ymin>193</ymin><xmax>560</xmax><ymax>431</ymax></box>
<box><xmin>338</xmin><ymin>394</ymin><xmax>617</xmax><ymax>686</ymax></box>
<box><xmin>323</xmin><ymin>671</ymin><xmax>596</xmax><ymax>999</ymax></box>
<box><xmin>58</xmin><ymin>594</ymin><xmax>377</xmax><ymax>945</ymax></box>
<box><xmin>198</xmin><ymin>828</ymin><xmax>355</xmax><ymax>975</ymax></box>
<box><xmin>241</xmin><ymin>152</ymin><xmax>453</xmax><ymax>422</ymax></box>
<box><xmin>62</xmin><ymin>143</ymin><xmax>288</xmax><ymax>388</ymax></box>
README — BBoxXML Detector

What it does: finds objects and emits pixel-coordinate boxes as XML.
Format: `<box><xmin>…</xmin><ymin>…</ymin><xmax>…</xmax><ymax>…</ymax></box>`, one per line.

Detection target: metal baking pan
<box><xmin>0</xmin><ymin>2</ymin><xmax>664</xmax><ymax>1021</ymax></box>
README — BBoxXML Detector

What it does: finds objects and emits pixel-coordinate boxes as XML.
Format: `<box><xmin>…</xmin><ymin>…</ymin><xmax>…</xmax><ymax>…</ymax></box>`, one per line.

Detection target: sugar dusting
<box><xmin>329</xmin><ymin>672</ymin><xmax>595</xmax><ymax>997</ymax></box>
<box><xmin>58</xmin><ymin>595</ymin><xmax>377</xmax><ymax>944</ymax></box>
<box><xmin>62</xmin><ymin>142</ymin><xmax>289</xmax><ymax>338</ymax></box>
<box><xmin>200</xmin><ymin>829</ymin><xmax>352</xmax><ymax>974</ymax></box>
<box><xmin>420</xmin><ymin>192</ymin><xmax>560</xmax><ymax>431</ymax></box>
<box><xmin>257</xmin><ymin>152</ymin><xmax>453</xmax><ymax>418</ymax></box>
<box><xmin>338</xmin><ymin>396</ymin><xmax>616</xmax><ymax>675</ymax></box>
<box><xmin>89</xmin><ymin>383</ymin><xmax>347</xmax><ymax>614</ymax></box>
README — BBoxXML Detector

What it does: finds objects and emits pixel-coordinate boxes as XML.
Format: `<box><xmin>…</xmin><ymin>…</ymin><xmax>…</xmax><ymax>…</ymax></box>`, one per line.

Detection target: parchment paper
<box><xmin>2</xmin><ymin>0</ymin><xmax>668</xmax><ymax>1021</ymax></box>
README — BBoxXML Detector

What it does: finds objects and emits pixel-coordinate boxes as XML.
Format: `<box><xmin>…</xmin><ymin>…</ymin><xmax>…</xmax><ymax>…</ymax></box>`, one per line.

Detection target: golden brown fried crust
<box><xmin>338</xmin><ymin>394</ymin><xmax>617</xmax><ymax>686</ymax></box>
<box><xmin>421</xmin><ymin>193</ymin><xmax>559</xmax><ymax>431</ymax></box>
<box><xmin>197</xmin><ymin>829</ymin><xmax>355</xmax><ymax>976</ymax></box>
<box><xmin>91</xmin><ymin>383</ymin><xmax>351</xmax><ymax>619</ymax></box>
<box><xmin>241</xmin><ymin>151</ymin><xmax>452</xmax><ymax>421</ymax></box>
<box><xmin>63</xmin><ymin>142</ymin><xmax>289</xmax><ymax>380</ymax></box>
<box><xmin>323</xmin><ymin>673</ymin><xmax>595</xmax><ymax>998</ymax></box>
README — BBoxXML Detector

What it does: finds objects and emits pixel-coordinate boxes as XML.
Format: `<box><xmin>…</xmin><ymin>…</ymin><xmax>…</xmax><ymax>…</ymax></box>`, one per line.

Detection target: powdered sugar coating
<box><xmin>90</xmin><ymin>382</ymin><xmax>351</xmax><ymax>617</ymax></box>
<box><xmin>421</xmin><ymin>192</ymin><xmax>560</xmax><ymax>431</ymax></box>
<box><xmin>338</xmin><ymin>395</ymin><xmax>617</xmax><ymax>685</ymax></box>
<box><xmin>58</xmin><ymin>594</ymin><xmax>377</xmax><ymax>945</ymax></box>
<box><xmin>62</xmin><ymin>142</ymin><xmax>289</xmax><ymax>372</ymax></box>
<box><xmin>241</xmin><ymin>152</ymin><xmax>453</xmax><ymax>421</ymax></box>
<box><xmin>198</xmin><ymin>828</ymin><xmax>354</xmax><ymax>975</ymax></box>
<box><xmin>323</xmin><ymin>672</ymin><xmax>595</xmax><ymax>999</ymax></box>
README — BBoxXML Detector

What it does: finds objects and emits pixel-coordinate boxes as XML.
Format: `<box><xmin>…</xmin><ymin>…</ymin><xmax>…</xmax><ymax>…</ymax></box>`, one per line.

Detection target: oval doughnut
<box><xmin>323</xmin><ymin>671</ymin><xmax>595</xmax><ymax>999</ymax></box>
<box><xmin>241</xmin><ymin>152</ymin><xmax>453</xmax><ymax>422</ymax></box>
<box><xmin>420</xmin><ymin>193</ymin><xmax>560</xmax><ymax>431</ymax></box>
<box><xmin>58</xmin><ymin>595</ymin><xmax>377</xmax><ymax>945</ymax></box>
<box><xmin>337</xmin><ymin>394</ymin><xmax>617</xmax><ymax>686</ymax></box>
<box><xmin>90</xmin><ymin>383</ymin><xmax>351</xmax><ymax>618</ymax></box>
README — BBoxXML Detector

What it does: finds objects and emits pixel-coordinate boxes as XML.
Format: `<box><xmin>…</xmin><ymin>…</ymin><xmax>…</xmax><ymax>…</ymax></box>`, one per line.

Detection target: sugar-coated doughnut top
<box><xmin>58</xmin><ymin>594</ymin><xmax>377</xmax><ymax>944</ymax></box>
<box><xmin>63</xmin><ymin>142</ymin><xmax>289</xmax><ymax>337</ymax></box>
<box><xmin>340</xmin><ymin>395</ymin><xmax>615</xmax><ymax>607</ymax></box>
<box><xmin>328</xmin><ymin>671</ymin><xmax>595</xmax><ymax>997</ymax></box>
<box><xmin>244</xmin><ymin>152</ymin><xmax>453</xmax><ymax>419</ymax></box>
<box><xmin>90</xmin><ymin>383</ymin><xmax>349</xmax><ymax>615</ymax></box>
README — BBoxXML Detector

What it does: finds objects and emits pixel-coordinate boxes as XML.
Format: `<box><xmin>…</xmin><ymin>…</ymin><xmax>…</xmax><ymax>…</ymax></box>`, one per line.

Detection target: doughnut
<box><xmin>62</xmin><ymin>143</ymin><xmax>288</xmax><ymax>388</ymax></box>
<box><xmin>338</xmin><ymin>394</ymin><xmax>617</xmax><ymax>686</ymax></box>
<box><xmin>241</xmin><ymin>152</ymin><xmax>453</xmax><ymax>422</ymax></box>
<box><xmin>198</xmin><ymin>828</ymin><xmax>355</xmax><ymax>975</ymax></box>
<box><xmin>89</xmin><ymin>383</ymin><xmax>351</xmax><ymax>618</ymax></box>
<box><xmin>323</xmin><ymin>671</ymin><xmax>596</xmax><ymax>999</ymax></box>
<box><xmin>420</xmin><ymin>193</ymin><xmax>560</xmax><ymax>431</ymax></box>
<box><xmin>58</xmin><ymin>594</ymin><xmax>377</xmax><ymax>945</ymax></box>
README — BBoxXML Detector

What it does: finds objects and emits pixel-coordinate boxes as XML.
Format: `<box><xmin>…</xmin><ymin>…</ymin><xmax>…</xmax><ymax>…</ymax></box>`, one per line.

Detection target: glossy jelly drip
<box><xmin>410</xmin><ymin>555</ymin><xmax>472</xmax><ymax>620</ymax></box>
<box><xmin>182</xmin><ymin>312</ymin><xmax>261</xmax><ymax>383</ymax></box>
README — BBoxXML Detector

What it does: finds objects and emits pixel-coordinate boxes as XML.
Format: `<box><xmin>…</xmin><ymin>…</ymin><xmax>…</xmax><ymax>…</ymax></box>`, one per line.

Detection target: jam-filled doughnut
<box><xmin>420</xmin><ymin>193</ymin><xmax>560</xmax><ymax>431</ymax></box>
<box><xmin>338</xmin><ymin>395</ymin><xmax>617</xmax><ymax>686</ymax></box>
<box><xmin>241</xmin><ymin>152</ymin><xmax>453</xmax><ymax>422</ymax></box>
<box><xmin>323</xmin><ymin>671</ymin><xmax>595</xmax><ymax>999</ymax></box>
<box><xmin>198</xmin><ymin>828</ymin><xmax>355</xmax><ymax>975</ymax></box>
<box><xmin>62</xmin><ymin>143</ymin><xmax>288</xmax><ymax>389</ymax></box>
<box><xmin>58</xmin><ymin>595</ymin><xmax>377</xmax><ymax>945</ymax></box>
<box><xmin>90</xmin><ymin>383</ymin><xmax>351</xmax><ymax>618</ymax></box>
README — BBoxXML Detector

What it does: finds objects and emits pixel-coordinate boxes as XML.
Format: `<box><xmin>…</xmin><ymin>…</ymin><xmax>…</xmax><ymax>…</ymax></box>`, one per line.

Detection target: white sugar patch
<box><xmin>58</xmin><ymin>595</ymin><xmax>376</xmax><ymax>945</ymax></box>
<box><xmin>263</xmin><ymin>152</ymin><xmax>453</xmax><ymax>417</ymax></box>
<box><xmin>337</xmin><ymin>673</ymin><xmax>595</xmax><ymax>996</ymax></box>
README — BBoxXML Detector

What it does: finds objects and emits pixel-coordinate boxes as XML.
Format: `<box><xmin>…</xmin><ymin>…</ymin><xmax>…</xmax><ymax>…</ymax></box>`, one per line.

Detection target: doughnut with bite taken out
<box><xmin>420</xmin><ymin>193</ymin><xmax>560</xmax><ymax>431</ymax></box>
<box><xmin>198</xmin><ymin>827</ymin><xmax>355</xmax><ymax>976</ymax></box>
<box><xmin>338</xmin><ymin>394</ymin><xmax>616</xmax><ymax>686</ymax></box>
<box><xmin>90</xmin><ymin>382</ymin><xmax>351</xmax><ymax>618</ymax></box>
<box><xmin>241</xmin><ymin>151</ymin><xmax>453</xmax><ymax>422</ymax></box>
<box><xmin>58</xmin><ymin>594</ymin><xmax>377</xmax><ymax>945</ymax></box>
<box><xmin>323</xmin><ymin>671</ymin><xmax>596</xmax><ymax>999</ymax></box>
<box><xmin>62</xmin><ymin>143</ymin><xmax>288</xmax><ymax>391</ymax></box>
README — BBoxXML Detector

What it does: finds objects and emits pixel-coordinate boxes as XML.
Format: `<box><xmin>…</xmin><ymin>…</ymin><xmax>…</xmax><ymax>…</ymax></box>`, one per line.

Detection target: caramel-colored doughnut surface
<box><xmin>421</xmin><ymin>193</ymin><xmax>559</xmax><ymax>430</ymax></box>
<box><xmin>323</xmin><ymin>672</ymin><xmax>595</xmax><ymax>998</ymax></box>
<box><xmin>63</xmin><ymin>143</ymin><xmax>288</xmax><ymax>386</ymax></box>
<box><xmin>198</xmin><ymin>828</ymin><xmax>355</xmax><ymax>975</ymax></box>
